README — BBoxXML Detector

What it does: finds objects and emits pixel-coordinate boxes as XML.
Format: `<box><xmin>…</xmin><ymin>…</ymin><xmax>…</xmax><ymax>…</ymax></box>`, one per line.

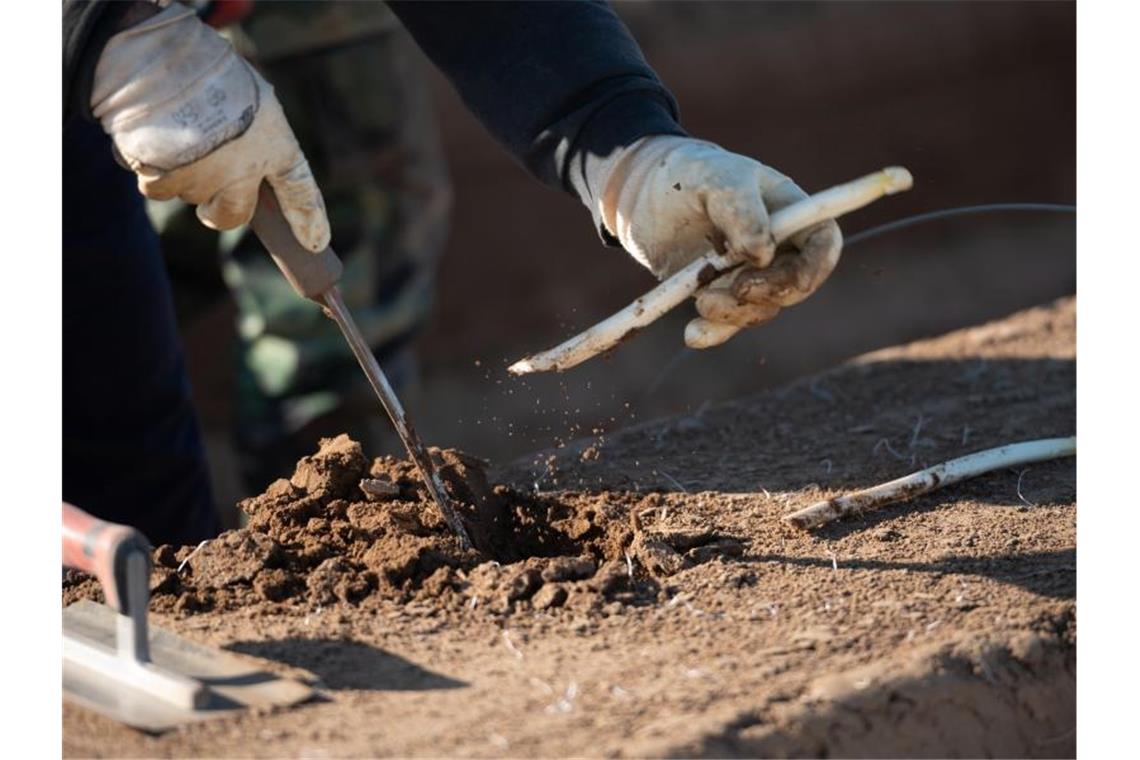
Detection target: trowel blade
<box><xmin>63</xmin><ymin>600</ymin><xmax>313</xmax><ymax>733</ymax></box>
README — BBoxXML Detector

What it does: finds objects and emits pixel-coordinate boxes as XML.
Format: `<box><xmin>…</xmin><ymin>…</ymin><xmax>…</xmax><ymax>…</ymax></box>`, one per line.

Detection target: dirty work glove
<box><xmin>90</xmin><ymin>3</ymin><xmax>330</xmax><ymax>252</ymax></box>
<box><xmin>598</xmin><ymin>136</ymin><xmax>842</xmax><ymax>347</ymax></box>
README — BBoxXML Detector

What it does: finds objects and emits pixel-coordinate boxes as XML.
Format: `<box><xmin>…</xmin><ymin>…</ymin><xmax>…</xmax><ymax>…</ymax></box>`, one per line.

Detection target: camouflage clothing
<box><xmin>150</xmin><ymin>1</ymin><xmax>451</xmax><ymax>488</ymax></box>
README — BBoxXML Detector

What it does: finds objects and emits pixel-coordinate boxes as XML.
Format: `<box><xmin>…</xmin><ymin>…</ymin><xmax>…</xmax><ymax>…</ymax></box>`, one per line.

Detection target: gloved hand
<box><xmin>598</xmin><ymin>136</ymin><xmax>842</xmax><ymax>347</ymax></box>
<box><xmin>90</xmin><ymin>3</ymin><xmax>330</xmax><ymax>252</ymax></box>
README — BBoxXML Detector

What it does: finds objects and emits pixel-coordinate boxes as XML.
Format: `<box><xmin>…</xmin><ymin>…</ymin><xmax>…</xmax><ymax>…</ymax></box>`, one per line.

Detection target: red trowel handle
<box><xmin>62</xmin><ymin>503</ymin><xmax>152</xmax><ymax>616</ymax></box>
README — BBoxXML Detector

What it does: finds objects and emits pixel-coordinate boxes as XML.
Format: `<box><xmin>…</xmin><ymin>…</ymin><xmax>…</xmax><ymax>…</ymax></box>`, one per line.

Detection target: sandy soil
<box><xmin>63</xmin><ymin>297</ymin><xmax>1075</xmax><ymax>758</ymax></box>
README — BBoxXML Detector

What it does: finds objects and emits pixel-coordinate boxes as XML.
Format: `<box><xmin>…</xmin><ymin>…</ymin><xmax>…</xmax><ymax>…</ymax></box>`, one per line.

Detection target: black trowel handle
<box><xmin>249</xmin><ymin>182</ymin><xmax>344</xmax><ymax>300</ymax></box>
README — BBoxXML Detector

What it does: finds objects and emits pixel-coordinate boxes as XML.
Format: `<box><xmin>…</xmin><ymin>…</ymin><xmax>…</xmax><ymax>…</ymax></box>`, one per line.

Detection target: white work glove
<box><xmin>598</xmin><ymin>136</ymin><xmax>842</xmax><ymax>346</ymax></box>
<box><xmin>90</xmin><ymin>3</ymin><xmax>330</xmax><ymax>252</ymax></box>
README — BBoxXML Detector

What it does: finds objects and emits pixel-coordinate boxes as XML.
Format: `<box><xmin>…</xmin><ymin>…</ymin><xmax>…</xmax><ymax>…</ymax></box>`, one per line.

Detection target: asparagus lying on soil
<box><xmin>509</xmin><ymin>167</ymin><xmax>914</xmax><ymax>375</ymax></box>
<box><xmin>783</xmin><ymin>436</ymin><xmax>1077</xmax><ymax>531</ymax></box>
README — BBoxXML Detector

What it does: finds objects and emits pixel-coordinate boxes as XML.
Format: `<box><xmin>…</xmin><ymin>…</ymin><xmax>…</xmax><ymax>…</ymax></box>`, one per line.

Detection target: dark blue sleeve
<box><xmin>387</xmin><ymin>0</ymin><xmax>687</xmax><ymax>238</ymax></box>
<box><xmin>63</xmin><ymin>0</ymin><xmax>132</xmax><ymax>123</ymax></box>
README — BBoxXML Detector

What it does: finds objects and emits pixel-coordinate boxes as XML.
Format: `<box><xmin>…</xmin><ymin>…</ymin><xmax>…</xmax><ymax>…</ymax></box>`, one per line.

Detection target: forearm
<box><xmin>387</xmin><ymin>0</ymin><xmax>686</xmax><ymax>234</ymax></box>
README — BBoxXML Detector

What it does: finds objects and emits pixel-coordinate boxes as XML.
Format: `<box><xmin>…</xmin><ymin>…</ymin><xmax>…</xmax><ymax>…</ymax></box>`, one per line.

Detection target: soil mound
<box><xmin>63</xmin><ymin>434</ymin><xmax>744</xmax><ymax>617</ymax></box>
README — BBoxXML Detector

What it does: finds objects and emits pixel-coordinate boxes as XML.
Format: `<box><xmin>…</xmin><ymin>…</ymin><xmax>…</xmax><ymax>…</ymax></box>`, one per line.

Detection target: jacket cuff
<box><xmin>565</xmin><ymin>89</ymin><xmax>688</xmax><ymax>246</ymax></box>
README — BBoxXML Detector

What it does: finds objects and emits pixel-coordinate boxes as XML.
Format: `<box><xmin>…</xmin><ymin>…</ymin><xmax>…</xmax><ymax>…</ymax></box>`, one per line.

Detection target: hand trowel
<box><xmin>62</xmin><ymin>503</ymin><xmax>313</xmax><ymax>731</ymax></box>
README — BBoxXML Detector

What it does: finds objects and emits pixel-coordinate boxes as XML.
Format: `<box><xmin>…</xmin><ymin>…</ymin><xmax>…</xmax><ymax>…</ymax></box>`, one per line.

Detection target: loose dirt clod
<box><xmin>64</xmin><ymin>434</ymin><xmax>737</xmax><ymax>617</ymax></box>
<box><xmin>359</xmin><ymin>478</ymin><xmax>400</xmax><ymax>500</ymax></box>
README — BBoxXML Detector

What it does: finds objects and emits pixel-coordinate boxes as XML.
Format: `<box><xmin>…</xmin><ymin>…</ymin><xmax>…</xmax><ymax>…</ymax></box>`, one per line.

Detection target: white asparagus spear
<box><xmin>509</xmin><ymin>167</ymin><xmax>914</xmax><ymax>375</ymax></box>
<box><xmin>782</xmin><ymin>436</ymin><xmax>1076</xmax><ymax>531</ymax></box>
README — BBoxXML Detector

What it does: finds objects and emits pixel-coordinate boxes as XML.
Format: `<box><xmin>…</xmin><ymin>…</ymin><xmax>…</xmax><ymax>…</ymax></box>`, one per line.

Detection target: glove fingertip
<box><xmin>194</xmin><ymin>204</ymin><xmax>223</xmax><ymax>232</ymax></box>
<box><xmin>285</xmin><ymin>209</ymin><xmax>330</xmax><ymax>252</ymax></box>
<box><xmin>137</xmin><ymin>173</ymin><xmax>177</xmax><ymax>202</ymax></box>
<box><xmin>685</xmin><ymin>318</ymin><xmax>738</xmax><ymax>349</ymax></box>
<box><xmin>736</xmin><ymin>231</ymin><xmax>776</xmax><ymax>268</ymax></box>
<box><xmin>197</xmin><ymin>183</ymin><xmax>260</xmax><ymax>232</ymax></box>
<box><xmin>268</xmin><ymin>168</ymin><xmax>331</xmax><ymax>252</ymax></box>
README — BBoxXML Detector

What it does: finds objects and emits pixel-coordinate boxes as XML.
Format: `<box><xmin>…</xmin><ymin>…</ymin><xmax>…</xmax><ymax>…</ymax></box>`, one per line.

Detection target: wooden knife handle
<box><xmin>249</xmin><ymin>182</ymin><xmax>344</xmax><ymax>300</ymax></box>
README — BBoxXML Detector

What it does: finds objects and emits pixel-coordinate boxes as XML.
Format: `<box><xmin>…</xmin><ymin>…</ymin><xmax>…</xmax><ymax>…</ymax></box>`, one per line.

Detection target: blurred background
<box><xmin>161</xmin><ymin>1</ymin><xmax>1075</xmax><ymax>521</ymax></box>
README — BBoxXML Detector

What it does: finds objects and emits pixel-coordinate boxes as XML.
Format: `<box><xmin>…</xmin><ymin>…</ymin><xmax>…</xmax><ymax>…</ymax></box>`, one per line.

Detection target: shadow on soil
<box><xmin>226</xmin><ymin>638</ymin><xmax>468</xmax><ymax>692</ymax></box>
<box><xmin>500</xmin><ymin>356</ymin><xmax>1075</xmax><ymax>502</ymax></box>
<box><xmin>741</xmin><ymin>548</ymin><xmax>1075</xmax><ymax>600</ymax></box>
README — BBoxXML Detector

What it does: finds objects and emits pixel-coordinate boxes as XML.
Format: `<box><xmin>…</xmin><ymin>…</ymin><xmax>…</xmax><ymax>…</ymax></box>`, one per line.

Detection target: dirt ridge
<box><xmin>653</xmin><ymin>619</ymin><xmax>1075</xmax><ymax>758</ymax></box>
